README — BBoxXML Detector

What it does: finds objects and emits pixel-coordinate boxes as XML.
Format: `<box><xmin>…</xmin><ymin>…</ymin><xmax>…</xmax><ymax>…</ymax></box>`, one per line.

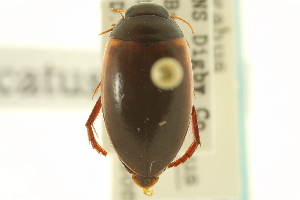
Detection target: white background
<box><xmin>243</xmin><ymin>0</ymin><xmax>300</xmax><ymax>199</ymax></box>
<box><xmin>1</xmin><ymin>0</ymin><xmax>300</xmax><ymax>199</ymax></box>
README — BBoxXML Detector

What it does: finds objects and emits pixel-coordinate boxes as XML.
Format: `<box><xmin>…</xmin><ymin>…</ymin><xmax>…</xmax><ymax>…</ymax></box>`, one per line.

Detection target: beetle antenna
<box><xmin>170</xmin><ymin>14</ymin><xmax>194</xmax><ymax>34</ymax></box>
<box><xmin>110</xmin><ymin>8</ymin><xmax>127</xmax><ymax>18</ymax></box>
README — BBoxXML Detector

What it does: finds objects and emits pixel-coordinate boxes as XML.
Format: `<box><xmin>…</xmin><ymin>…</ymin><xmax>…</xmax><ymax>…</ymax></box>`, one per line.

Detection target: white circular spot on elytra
<box><xmin>150</xmin><ymin>57</ymin><xmax>184</xmax><ymax>90</ymax></box>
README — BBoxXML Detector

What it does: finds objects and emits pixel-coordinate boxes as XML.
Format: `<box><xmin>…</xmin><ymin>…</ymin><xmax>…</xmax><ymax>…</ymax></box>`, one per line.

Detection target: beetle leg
<box><xmin>92</xmin><ymin>81</ymin><xmax>101</xmax><ymax>100</ymax></box>
<box><xmin>168</xmin><ymin>105</ymin><xmax>201</xmax><ymax>168</ymax></box>
<box><xmin>185</xmin><ymin>39</ymin><xmax>190</xmax><ymax>48</ymax></box>
<box><xmin>98</xmin><ymin>24</ymin><xmax>116</xmax><ymax>36</ymax></box>
<box><xmin>85</xmin><ymin>96</ymin><xmax>108</xmax><ymax>156</ymax></box>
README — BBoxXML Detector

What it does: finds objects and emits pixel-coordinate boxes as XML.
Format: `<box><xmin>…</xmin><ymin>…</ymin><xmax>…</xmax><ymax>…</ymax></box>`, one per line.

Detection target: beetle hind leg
<box><xmin>168</xmin><ymin>105</ymin><xmax>201</xmax><ymax>168</ymax></box>
<box><xmin>85</xmin><ymin>96</ymin><xmax>107</xmax><ymax>156</ymax></box>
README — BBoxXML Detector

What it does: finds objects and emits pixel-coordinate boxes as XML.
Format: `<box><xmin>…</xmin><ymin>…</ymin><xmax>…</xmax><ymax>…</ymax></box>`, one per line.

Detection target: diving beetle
<box><xmin>85</xmin><ymin>2</ymin><xmax>201</xmax><ymax>196</ymax></box>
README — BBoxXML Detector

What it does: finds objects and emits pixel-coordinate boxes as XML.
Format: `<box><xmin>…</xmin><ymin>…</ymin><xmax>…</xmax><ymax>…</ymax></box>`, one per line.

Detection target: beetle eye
<box><xmin>160</xmin><ymin>7</ymin><xmax>169</xmax><ymax>18</ymax></box>
<box><xmin>150</xmin><ymin>57</ymin><xmax>184</xmax><ymax>90</ymax></box>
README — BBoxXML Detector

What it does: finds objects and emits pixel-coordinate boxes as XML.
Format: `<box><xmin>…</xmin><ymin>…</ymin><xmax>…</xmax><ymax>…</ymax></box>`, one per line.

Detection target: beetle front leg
<box><xmin>85</xmin><ymin>96</ymin><xmax>108</xmax><ymax>156</ymax></box>
<box><xmin>168</xmin><ymin>105</ymin><xmax>201</xmax><ymax>168</ymax></box>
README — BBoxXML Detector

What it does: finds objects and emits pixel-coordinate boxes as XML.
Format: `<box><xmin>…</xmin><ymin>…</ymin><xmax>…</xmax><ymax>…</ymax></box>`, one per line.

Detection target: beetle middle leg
<box><xmin>92</xmin><ymin>81</ymin><xmax>101</xmax><ymax>100</ymax></box>
<box><xmin>168</xmin><ymin>105</ymin><xmax>201</xmax><ymax>168</ymax></box>
<box><xmin>85</xmin><ymin>96</ymin><xmax>108</xmax><ymax>156</ymax></box>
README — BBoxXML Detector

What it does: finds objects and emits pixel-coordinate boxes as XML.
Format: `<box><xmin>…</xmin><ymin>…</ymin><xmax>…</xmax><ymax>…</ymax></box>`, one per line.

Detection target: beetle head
<box><xmin>132</xmin><ymin>174</ymin><xmax>159</xmax><ymax>196</ymax></box>
<box><xmin>125</xmin><ymin>2</ymin><xmax>170</xmax><ymax>19</ymax></box>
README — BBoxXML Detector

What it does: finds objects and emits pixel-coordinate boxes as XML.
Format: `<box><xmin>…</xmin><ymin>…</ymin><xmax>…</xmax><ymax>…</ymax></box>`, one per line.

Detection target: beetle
<box><xmin>85</xmin><ymin>2</ymin><xmax>201</xmax><ymax>196</ymax></box>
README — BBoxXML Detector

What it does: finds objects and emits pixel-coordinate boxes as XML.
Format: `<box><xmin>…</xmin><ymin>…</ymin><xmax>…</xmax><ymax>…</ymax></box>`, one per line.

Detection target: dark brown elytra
<box><xmin>85</xmin><ymin>2</ymin><xmax>201</xmax><ymax>196</ymax></box>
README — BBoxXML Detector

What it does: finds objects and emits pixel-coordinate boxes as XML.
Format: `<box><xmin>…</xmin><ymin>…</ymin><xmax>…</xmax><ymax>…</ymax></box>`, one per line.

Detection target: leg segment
<box><xmin>85</xmin><ymin>96</ymin><xmax>107</xmax><ymax>156</ymax></box>
<box><xmin>168</xmin><ymin>105</ymin><xmax>201</xmax><ymax>168</ymax></box>
<box><xmin>92</xmin><ymin>81</ymin><xmax>101</xmax><ymax>100</ymax></box>
<box><xmin>98</xmin><ymin>24</ymin><xmax>116</xmax><ymax>36</ymax></box>
<box><xmin>98</xmin><ymin>7</ymin><xmax>128</xmax><ymax>35</ymax></box>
